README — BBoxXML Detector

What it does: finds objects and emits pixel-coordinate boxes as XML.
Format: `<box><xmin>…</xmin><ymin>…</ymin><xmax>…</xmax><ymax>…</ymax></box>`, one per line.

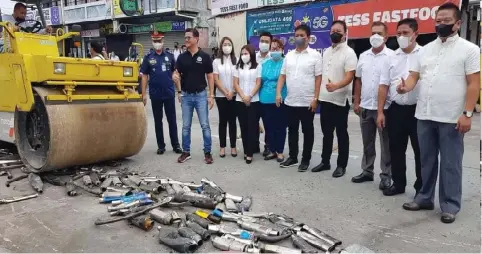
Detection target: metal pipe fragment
<box><xmin>297</xmin><ymin>231</ymin><xmax>335</xmax><ymax>252</ymax></box>
<box><xmin>225</xmin><ymin>193</ymin><xmax>243</xmax><ymax>202</ymax></box>
<box><xmin>127</xmin><ymin>175</ymin><xmax>142</xmax><ymax>186</ymax></box>
<box><xmin>82</xmin><ymin>175</ymin><xmax>93</xmax><ymax>188</ymax></box>
<box><xmin>171</xmin><ymin>211</ymin><xmax>182</xmax><ymax>224</ymax></box>
<box><xmin>149</xmin><ymin>209</ymin><xmax>173</xmax><ymax>225</ymax></box>
<box><xmin>0</xmin><ymin>193</ymin><xmax>39</xmax><ymax>204</ymax></box>
<box><xmin>100</xmin><ymin>178</ymin><xmax>113</xmax><ymax>192</ymax></box>
<box><xmin>237</xmin><ymin>220</ymin><xmax>279</xmax><ymax>236</ymax></box>
<box><xmin>225</xmin><ymin>198</ymin><xmax>238</xmax><ymax>212</ymax></box>
<box><xmin>90</xmin><ymin>172</ymin><xmax>101</xmax><ymax>186</ymax></box>
<box><xmin>66</xmin><ymin>182</ymin><xmax>77</xmax><ymax>196</ymax></box>
<box><xmin>171</xmin><ymin>183</ymin><xmax>185</xmax><ymax>194</ymax></box>
<box><xmin>129</xmin><ymin>215</ymin><xmax>154</xmax><ymax>231</ymax></box>
<box><xmin>5</xmin><ymin>174</ymin><xmax>28</xmax><ymax>187</ymax></box>
<box><xmin>262</xmin><ymin>244</ymin><xmax>302</xmax><ymax>254</ymax></box>
<box><xmin>186</xmin><ymin>213</ymin><xmax>210</xmax><ymax>229</ymax></box>
<box><xmin>291</xmin><ymin>235</ymin><xmax>318</xmax><ymax>253</ymax></box>
<box><xmin>112</xmin><ymin>177</ymin><xmax>122</xmax><ymax>187</ymax></box>
<box><xmin>28</xmin><ymin>173</ymin><xmax>44</xmax><ymax>193</ymax></box>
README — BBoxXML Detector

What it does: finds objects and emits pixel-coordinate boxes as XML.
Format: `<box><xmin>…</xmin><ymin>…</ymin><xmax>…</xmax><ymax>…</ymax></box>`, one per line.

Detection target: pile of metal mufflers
<box><xmin>93</xmin><ymin>176</ymin><xmax>374</xmax><ymax>253</ymax></box>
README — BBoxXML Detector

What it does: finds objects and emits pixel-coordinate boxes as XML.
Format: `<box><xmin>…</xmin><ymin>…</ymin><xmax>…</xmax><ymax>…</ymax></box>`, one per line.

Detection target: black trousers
<box><xmin>286</xmin><ymin>105</ymin><xmax>315</xmax><ymax>162</ymax></box>
<box><xmin>386</xmin><ymin>102</ymin><xmax>422</xmax><ymax>191</ymax></box>
<box><xmin>236</xmin><ymin>102</ymin><xmax>259</xmax><ymax>157</ymax></box>
<box><xmin>151</xmin><ymin>98</ymin><xmax>180</xmax><ymax>150</ymax></box>
<box><xmin>319</xmin><ymin>101</ymin><xmax>350</xmax><ymax>168</ymax></box>
<box><xmin>215</xmin><ymin>97</ymin><xmax>237</xmax><ymax>148</ymax></box>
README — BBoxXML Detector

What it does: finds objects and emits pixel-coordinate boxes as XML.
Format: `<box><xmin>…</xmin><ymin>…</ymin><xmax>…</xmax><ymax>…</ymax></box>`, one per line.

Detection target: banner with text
<box><xmin>247</xmin><ymin>3</ymin><xmax>334</xmax><ymax>53</ymax></box>
<box><xmin>332</xmin><ymin>0</ymin><xmax>461</xmax><ymax>38</ymax></box>
<box><xmin>211</xmin><ymin>0</ymin><xmax>257</xmax><ymax>16</ymax></box>
<box><xmin>26</xmin><ymin>6</ymin><xmax>62</xmax><ymax>26</ymax></box>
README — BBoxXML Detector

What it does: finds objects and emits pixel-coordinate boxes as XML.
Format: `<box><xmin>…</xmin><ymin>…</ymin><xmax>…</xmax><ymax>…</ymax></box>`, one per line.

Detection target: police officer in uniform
<box><xmin>140</xmin><ymin>31</ymin><xmax>183</xmax><ymax>155</ymax></box>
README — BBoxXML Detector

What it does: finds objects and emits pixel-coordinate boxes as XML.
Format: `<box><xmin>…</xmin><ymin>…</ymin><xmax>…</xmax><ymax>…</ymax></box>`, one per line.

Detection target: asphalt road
<box><xmin>0</xmin><ymin>99</ymin><xmax>480</xmax><ymax>253</ymax></box>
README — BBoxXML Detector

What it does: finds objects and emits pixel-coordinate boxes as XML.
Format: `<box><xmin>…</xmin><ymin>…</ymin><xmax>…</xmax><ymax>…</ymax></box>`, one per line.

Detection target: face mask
<box><xmin>153</xmin><ymin>42</ymin><xmax>163</xmax><ymax>50</ymax></box>
<box><xmin>436</xmin><ymin>24</ymin><xmax>455</xmax><ymax>38</ymax></box>
<box><xmin>369</xmin><ymin>34</ymin><xmax>384</xmax><ymax>48</ymax></box>
<box><xmin>222</xmin><ymin>46</ymin><xmax>232</xmax><ymax>55</ymax></box>
<box><xmin>241</xmin><ymin>55</ymin><xmax>250</xmax><ymax>64</ymax></box>
<box><xmin>294</xmin><ymin>37</ymin><xmax>306</xmax><ymax>48</ymax></box>
<box><xmin>330</xmin><ymin>32</ymin><xmax>343</xmax><ymax>43</ymax></box>
<box><xmin>15</xmin><ymin>17</ymin><xmax>25</xmax><ymax>22</ymax></box>
<box><xmin>397</xmin><ymin>35</ymin><xmax>412</xmax><ymax>49</ymax></box>
<box><xmin>174</xmin><ymin>45</ymin><xmax>178</xmax><ymax>48</ymax></box>
<box><xmin>259</xmin><ymin>42</ymin><xmax>270</xmax><ymax>53</ymax></box>
<box><xmin>270</xmin><ymin>51</ymin><xmax>282</xmax><ymax>61</ymax></box>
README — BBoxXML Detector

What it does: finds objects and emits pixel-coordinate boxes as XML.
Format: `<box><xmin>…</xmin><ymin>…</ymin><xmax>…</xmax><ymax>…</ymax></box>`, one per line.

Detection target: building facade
<box><xmin>35</xmin><ymin>0</ymin><xmax>215</xmax><ymax>59</ymax></box>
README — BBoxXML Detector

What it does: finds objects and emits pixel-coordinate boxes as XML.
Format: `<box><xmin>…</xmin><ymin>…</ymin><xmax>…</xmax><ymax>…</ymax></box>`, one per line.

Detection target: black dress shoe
<box><xmin>280</xmin><ymin>158</ymin><xmax>299</xmax><ymax>168</ymax></box>
<box><xmin>440</xmin><ymin>213</ymin><xmax>456</xmax><ymax>223</ymax></box>
<box><xmin>246</xmin><ymin>158</ymin><xmax>253</xmax><ymax>164</ymax></box>
<box><xmin>383</xmin><ymin>185</ymin><xmax>405</xmax><ymax>196</ymax></box>
<box><xmin>311</xmin><ymin>163</ymin><xmax>331</xmax><ymax>172</ymax></box>
<box><xmin>298</xmin><ymin>163</ymin><xmax>309</xmax><ymax>172</ymax></box>
<box><xmin>351</xmin><ymin>173</ymin><xmax>374</xmax><ymax>183</ymax></box>
<box><xmin>173</xmin><ymin>147</ymin><xmax>183</xmax><ymax>154</ymax></box>
<box><xmin>264</xmin><ymin>154</ymin><xmax>277</xmax><ymax>161</ymax></box>
<box><xmin>332</xmin><ymin>167</ymin><xmax>346</xmax><ymax>178</ymax></box>
<box><xmin>157</xmin><ymin>149</ymin><xmax>166</xmax><ymax>155</ymax></box>
<box><xmin>379</xmin><ymin>178</ymin><xmax>391</xmax><ymax>190</ymax></box>
<box><xmin>402</xmin><ymin>201</ymin><xmax>435</xmax><ymax>211</ymax></box>
<box><xmin>262</xmin><ymin>148</ymin><xmax>270</xmax><ymax>157</ymax></box>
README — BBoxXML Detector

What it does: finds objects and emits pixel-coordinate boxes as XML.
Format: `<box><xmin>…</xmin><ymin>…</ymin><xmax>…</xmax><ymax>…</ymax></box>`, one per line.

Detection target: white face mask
<box><xmin>241</xmin><ymin>54</ymin><xmax>250</xmax><ymax>64</ymax></box>
<box><xmin>153</xmin><ymin>42</ymin><xmax>163</xmax><ymax>50</ymax></box>
<box><xmin>259</xmin><ymin>42</ymin><xmax>270</xmax><ymax>53</ymax></box>
<box><xmin>369</xmin><ymin>34</ymin><xmax>384</xmax><ymax>48</ymax></box>
<box><xmin>397</xmin><ymin>35</ymin><xmax>412</xmax><ymax>49</ymax></box>
<box><xmin>222</xmin><ymin>45</ymin><xmax>232</xmax><ymax>55</ymax></box>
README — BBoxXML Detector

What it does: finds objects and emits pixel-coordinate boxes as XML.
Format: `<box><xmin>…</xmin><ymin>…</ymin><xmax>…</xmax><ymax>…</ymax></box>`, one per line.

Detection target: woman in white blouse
<box><xmin>233</xmin><ymin>45</ymin><xmax>261</xmax><ymax>164</ymax></box>
<box><xmin>213</xmin><ymin>37</ymin><xmax>238</xmax><ymax>158</ymax></box>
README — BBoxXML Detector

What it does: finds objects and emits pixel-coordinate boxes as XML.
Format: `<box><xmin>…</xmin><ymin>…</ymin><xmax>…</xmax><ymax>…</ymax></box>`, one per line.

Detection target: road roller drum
<box><xmin>14</xmin><ymin>87</ymin><xmax>147</xmax><ymax>172</ymax></box>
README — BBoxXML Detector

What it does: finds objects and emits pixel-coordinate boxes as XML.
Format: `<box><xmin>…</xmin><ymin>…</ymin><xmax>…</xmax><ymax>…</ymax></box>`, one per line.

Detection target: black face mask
<box><xmin>15</xmin><ymin>17</ymin><xmax>25</xmax><ymax>22</ymax></box>
<box><xmin>330</xmin><ymin>32</ymin><xmax>343</xmax><ymax>43</ymax></box>
<box><xmin>436</xmin><ymin>23</ymin><xmax>455</xmax><ymax>37</ymax></box>
<box><xmin>174</xmin><ymin>45</ymin><xmax>178</xmax><ymax>48</ymax></box>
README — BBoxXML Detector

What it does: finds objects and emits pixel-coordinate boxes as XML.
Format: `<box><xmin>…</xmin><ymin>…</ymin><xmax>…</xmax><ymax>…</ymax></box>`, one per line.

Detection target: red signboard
<box><xmin>332</xmin><ymin>0</ymin><xmax>462</xmax><ymax>39</ymax></box>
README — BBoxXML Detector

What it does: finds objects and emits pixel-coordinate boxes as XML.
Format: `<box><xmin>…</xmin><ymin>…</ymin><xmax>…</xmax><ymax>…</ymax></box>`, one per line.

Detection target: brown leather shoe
<box><xmin>402</xmin><ymin>201</ymin><xmax>434</xmax><ymax>211</ymax></box>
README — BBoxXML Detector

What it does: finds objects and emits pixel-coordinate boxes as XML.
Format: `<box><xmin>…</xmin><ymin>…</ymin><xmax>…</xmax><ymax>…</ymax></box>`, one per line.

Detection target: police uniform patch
<box><xmin>165</xmin><ymin>56</ymin><xmax>169</xmax><ymax>61</ymax></box>
<box><xmin>149</xmin><ymin>58</ymin><xmax>157</xmax><ymax>65</ymax></box>
<box><xmin>196</xmin><ymin>56</ymin><xmax>202</xmax><ymax>64</ymax></box>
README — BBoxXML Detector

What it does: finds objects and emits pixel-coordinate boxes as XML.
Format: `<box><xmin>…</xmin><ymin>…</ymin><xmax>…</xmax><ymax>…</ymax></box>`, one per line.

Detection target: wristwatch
<box><xmin>463</xmin><ymin>111</ymin><xmax>473</xmax><ymax>118</ymax></box>
<box><xmin>177</xmin><ymin>91</ymin><xmax>182</xmax><ymax>94</ymax></box>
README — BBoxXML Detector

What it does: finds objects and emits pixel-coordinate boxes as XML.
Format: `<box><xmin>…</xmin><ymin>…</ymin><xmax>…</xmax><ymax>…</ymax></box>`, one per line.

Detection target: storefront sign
<box><xmin>332</xmin><ymin>0</ymin><xmax>461</xmax><ymax>38</ymax></box>
<box><xmin>26</xmin><ymin>6</ymin><xmax>62</xmax><ymax>26</ymax></box>
<box><xmin>211</xmin><ymin>0</ymin><xmax>258</xmax><ymax>16</ymax></box>
<box><xmin>64</xmin><ymin>1</ymin><xmax>111</xmax><ymax>24</ymax></box>
<box><xmin>121</xmin><ymin>21</ymin><xmax>186</xmax><ymax>34</ymax></box>
<box><xmin>257</xmin><ymin>0</ymin><xmax>308</xmax><ymax>7</ymax></box>
<box><xmin>81</xmin><ymin>29</ymin><xmax>101</xmax><ymax>37</ymax></box>
<box><xmin>246</xmin><ymin>8</ymin><xmax>293</xmax><ymax>38</ymax></box>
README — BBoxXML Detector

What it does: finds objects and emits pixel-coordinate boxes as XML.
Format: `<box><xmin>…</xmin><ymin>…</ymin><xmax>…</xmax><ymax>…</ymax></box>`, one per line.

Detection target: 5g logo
<box><xmin>312</xmin><ymin>16</ymin><xmax>329</xmax><ymax>29</ymax></box>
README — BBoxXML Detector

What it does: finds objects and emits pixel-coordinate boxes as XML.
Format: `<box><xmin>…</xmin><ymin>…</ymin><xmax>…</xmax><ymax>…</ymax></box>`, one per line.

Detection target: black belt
<box><xmin>182</xmin><ymin>90</ymin><xmax>206</xmax><ymax>95</ymax></box>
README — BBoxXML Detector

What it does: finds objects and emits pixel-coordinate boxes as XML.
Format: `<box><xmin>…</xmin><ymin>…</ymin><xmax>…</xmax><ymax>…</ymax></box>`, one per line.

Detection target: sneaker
<box><xmin>178</xmin><ymin>152</ymin><xmax>191</xmax><ymax>163</ymax></box>
<box><xmin>204</xmin><ymin>153</ymin><xmax>214</xmax><ymax>164</ymax></box>
<box><xmin>280</xmin><ymin>157</ymin><xmax>299</xmax><ymax>168</ymax></box>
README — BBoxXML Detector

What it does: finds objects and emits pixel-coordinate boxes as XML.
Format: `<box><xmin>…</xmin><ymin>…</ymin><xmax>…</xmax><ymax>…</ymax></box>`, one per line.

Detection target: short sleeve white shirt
<box><xmin>355</xmin><ymin>46</ymin><xmax>395</xmax><ymax>110</ymax></box>
<box><xmin>379</xmin><ymin>44</ymin><xmax>422</xmax><ymax>106</ymax></box>
<box><xmin>256</xmin><ymin>52</ymin><xmax>270</xmax><ymax>65</ymax></box>
<box><xmin>319</xmin><ymin>42</ymin><xmax>358</xmax><ymax>106</ymax></box>
<box><xmin>213</xmin><ymin>57</ymin><xmax>236</xmax><ymax>97</ymax></box>
<box><xmin>234</xmin><ymin>64</ymin><xmax>259</xmax><ymax>102</ymax></box>
<box><xmin>281</xmin><ymin>47</ymin><xmax>323</xmax><ymax>107</ymax></box>
<box><xmin>410</xmin><ymin>35</ymin><xmax>480</xmax><ymax>123</ymax></box>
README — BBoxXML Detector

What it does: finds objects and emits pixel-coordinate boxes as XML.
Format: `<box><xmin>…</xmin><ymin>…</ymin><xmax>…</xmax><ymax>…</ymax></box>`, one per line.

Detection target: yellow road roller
<box><xmin>0</xmin><ymin>0</ymin><xmax>147</xmax><ymax>172</ymax></box>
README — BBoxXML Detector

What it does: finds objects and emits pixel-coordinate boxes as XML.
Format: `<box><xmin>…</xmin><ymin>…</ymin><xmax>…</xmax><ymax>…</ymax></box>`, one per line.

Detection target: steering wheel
<box><xmin>15</xmin><ymin>20</ymin><xmax>43</xmax><ymax>33</ymax></box>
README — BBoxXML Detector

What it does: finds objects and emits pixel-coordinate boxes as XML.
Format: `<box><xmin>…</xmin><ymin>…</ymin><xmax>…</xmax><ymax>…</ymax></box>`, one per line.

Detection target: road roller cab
<box><xmin>0</xmin><ymin>0</ymin><xmax>147</xmax><ymax>172</ymax></box>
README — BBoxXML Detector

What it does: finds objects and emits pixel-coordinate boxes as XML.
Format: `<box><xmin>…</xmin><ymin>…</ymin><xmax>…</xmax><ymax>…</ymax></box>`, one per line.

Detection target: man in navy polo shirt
<box><xmin>141</xmin><ymin>31</ymin><xmax>182</xmax><ymax>155</ymax></box>
<box><xmin>173</xmin><ymin>28</ymin><xmax>215</xmax><ymax>164</ymax></box>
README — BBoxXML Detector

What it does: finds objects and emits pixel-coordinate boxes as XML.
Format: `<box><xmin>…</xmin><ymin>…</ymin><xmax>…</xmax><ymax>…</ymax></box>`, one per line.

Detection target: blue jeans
<box><xmin>414</xmin><ymin>120</ymin><xmax>464</xmax><ymax>214</ymax></box>
<box><xmin>262</xmin><ymin>103</ymin><xmax>287</xmax><ymax>154</ymax></box>
<box><xmin>181</xmin><ymin>90</ymin><xmax>212</xmax><ymax>153</ymax></box>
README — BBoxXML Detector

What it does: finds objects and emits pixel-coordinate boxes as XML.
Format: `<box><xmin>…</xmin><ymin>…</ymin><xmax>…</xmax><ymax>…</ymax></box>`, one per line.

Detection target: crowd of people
<box><xmin>139</xmin><ymin>2</ymin><xmax>479</xmax><ymax>224</ymax></box>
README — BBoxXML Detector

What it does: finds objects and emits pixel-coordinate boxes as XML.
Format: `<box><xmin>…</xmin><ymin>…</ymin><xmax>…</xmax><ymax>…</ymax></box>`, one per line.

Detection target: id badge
<box><xmin>161</xmin><ymin>63</ymin><xmax>166</xmax><ymax>72</ymax></box>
